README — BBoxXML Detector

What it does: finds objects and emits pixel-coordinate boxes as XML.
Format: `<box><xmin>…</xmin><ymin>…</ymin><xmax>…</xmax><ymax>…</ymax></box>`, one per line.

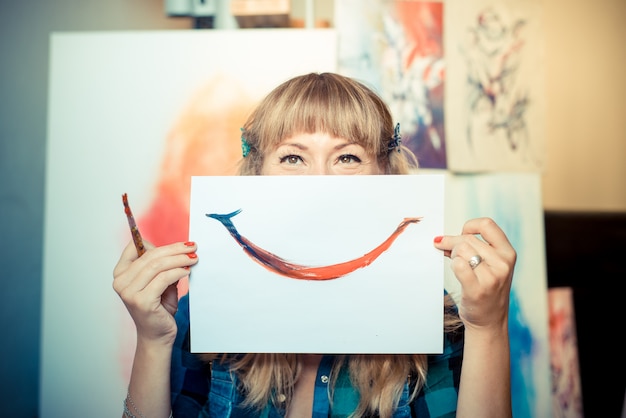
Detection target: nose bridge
<box><xmin>309</xmin><ymin>159</ymin><xmax>331</xmax><ymax>175</ymax></box>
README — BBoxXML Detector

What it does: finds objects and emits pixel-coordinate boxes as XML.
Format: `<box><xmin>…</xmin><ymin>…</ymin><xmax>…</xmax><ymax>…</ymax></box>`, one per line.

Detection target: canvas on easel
<box><xmin>40</xmin><ymin>29</ymin><xmax>337</xmax><ymax>418</ymax></box>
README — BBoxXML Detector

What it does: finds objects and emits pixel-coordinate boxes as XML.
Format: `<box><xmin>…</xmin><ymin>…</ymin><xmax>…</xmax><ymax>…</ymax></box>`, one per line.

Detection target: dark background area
<box><xmin>545</xmin><ymin>211</ymin><xmax>626</xmax><ymax>417</ymax></box>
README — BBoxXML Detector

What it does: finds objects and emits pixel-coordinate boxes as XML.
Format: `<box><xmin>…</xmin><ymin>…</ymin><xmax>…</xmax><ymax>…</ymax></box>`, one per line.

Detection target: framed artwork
<box><xmin>444</xmin><ymin>0</ymin><xmax>546</xmax><ymax>171</ymax></box>
<box><xmin>548</xmin><ymin>287</ymin><xmax>584</xmax><ymax>418</ymax></box>
<box><xmin>335</xmin><ymin>0</ymin><xmax>546</xmax><ymax>172</ymax></box>
<box><xmin>335</xmin><ymin>0</ymin><xmax>447</xmax><ymax>168</ymax></box>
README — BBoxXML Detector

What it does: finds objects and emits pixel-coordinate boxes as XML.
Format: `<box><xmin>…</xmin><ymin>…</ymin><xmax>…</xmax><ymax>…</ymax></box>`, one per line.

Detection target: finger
<box><xmin>114</xmin><ymin>241</ymin><xmax>197</xmax><ymax>293</ymax></box>
<box><xmin>125</xmin><ymin>242</ymin><xmax>197</xmax><ymax>291</ymax></box>
<box><xmin>435</xmin><ymin>219</ymin><xmax>516</xmax><ymax>266</ymax></box>
<box><xmin>124</xmin><ymin>269</ymin><xmax>189</xmax><ymax>317</ymax></box>
<box><xmin>433</xmin><ymin>235</ymin><xmax>453</xmax><ymax>256</ymax></box>
<box><xmin>454</xmin><ymin>232</ymin><xmax>513</xmax><ymax>280</ymax></box>
<box><xmin>116</xmin><ymin>264</ymin><xmax>191</xmax><ymax>316</ymax></box>
<box><xmin>161</xmin><ymin>282</ymin><xmax>181</xmax><ymax>315</ymax></box>
<box><xmin>451</xmin><ymin>245</ymin><xmax>514</xmax><ymax>314</ymax></box>
<box><xmin>435</xmin><ymin>233</ymin><xmax>490</xmax><ymax>261</ymax></box>
<box><xmin>450</xmin><ymin>254</ymin><xmax>481</xmax><ymax>289</ymax></box>
<box><xmin>463</xmin><ymin>218</ymin><xmax>517</xmax><ymax>268</ymax></box>
<box><xmin>113</xmin><ymin>239</ymin><xmax>159</xmax><ymax>280</ymax></box>
<box><xmin>449</xmin><ymin>236</ymin><xmax>489</xmax><ymax>260</ymax></box>
<box><xmin>448</xmin><ymin>239</ymin><xmax>490</xmax><ymax>287</ymax></box>
<box><xmin>461</xmin><ymin>217</ymin><xmax>512</xmax><ymax>250</ymax></box>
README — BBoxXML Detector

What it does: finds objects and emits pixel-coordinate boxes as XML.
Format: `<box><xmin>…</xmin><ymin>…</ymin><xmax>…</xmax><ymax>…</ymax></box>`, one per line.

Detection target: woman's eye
<box><xmin>338</xmin><ymin>154</ymin><xmax>362</xmax><ymax>164</ymax></box>
<box><xmin>279</xmin><ymin>155</ymin><xmax>302</xmax><ymax>165</ymax></box>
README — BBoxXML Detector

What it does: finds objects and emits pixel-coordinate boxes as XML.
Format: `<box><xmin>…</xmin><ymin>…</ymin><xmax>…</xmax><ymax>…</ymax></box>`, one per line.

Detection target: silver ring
<box><xmin>468</xmin><ymin>255</ymin><xmax>482</xmax><ymax>269</ymax></box>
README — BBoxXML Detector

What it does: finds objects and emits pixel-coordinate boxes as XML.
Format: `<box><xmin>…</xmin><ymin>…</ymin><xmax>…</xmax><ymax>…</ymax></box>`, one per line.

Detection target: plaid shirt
<box><xmin>171</xmin><ymin>295</ymin><xmax>463</xmax><ymax>417</ymax></box>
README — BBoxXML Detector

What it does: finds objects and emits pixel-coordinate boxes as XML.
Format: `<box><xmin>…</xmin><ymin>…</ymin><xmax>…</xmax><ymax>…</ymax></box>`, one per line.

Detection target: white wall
<box><xmin>541</xmin><ymin>0</ymin><xmax>626</xmax><ymax>212</ymax></box>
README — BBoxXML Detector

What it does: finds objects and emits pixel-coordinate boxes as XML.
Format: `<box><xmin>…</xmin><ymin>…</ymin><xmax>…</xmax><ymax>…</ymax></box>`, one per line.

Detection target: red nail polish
<box><xmin>434</xmin><ymin>236</ymin><xmax>443</xmax><ymax>243</ymax></box>
<box><xmin>187</xmin><ymin>253</ymin><xmax>197</xmax><ymax>259</ymax></box>
<box><xmin>184</xmin><ymin>241</ymin><xmax>195</xmax><ymax>247</ymax></box>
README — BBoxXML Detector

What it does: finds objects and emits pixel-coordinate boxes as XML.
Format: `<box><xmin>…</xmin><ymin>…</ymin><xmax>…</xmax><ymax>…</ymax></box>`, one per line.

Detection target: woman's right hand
<box><xmin>113</xmin><ymin>241</ymin><xmax>198</xmax><ymax>346</ymax></box>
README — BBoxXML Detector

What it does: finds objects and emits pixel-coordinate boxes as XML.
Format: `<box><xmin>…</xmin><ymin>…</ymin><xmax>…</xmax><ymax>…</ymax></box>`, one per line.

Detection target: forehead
<box><xmin>275</xmin><ymin>132</ymin><xmax>363</xmax><ymax>149</ymax></box>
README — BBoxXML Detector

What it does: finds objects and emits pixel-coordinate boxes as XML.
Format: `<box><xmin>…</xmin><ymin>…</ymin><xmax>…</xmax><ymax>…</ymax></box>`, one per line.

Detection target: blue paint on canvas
<box><xmin>451</xmin><ymin>173</ymin><xmax>551</xmax><ymax>417</ymax></box>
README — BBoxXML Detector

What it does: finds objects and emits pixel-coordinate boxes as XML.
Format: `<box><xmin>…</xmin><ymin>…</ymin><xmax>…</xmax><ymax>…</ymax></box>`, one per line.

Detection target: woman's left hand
<box><xmin>434</xmin><ymin>217</ymin><xmax>517</xmax><ymax>330</ymax></box>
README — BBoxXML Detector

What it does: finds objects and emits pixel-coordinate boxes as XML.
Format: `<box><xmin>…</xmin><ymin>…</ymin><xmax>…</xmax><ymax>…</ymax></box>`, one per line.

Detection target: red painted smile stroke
<box><xmin>207</xmin><ymin>209</ymin><xmax>422</xmax><ymax>280</ymax></box>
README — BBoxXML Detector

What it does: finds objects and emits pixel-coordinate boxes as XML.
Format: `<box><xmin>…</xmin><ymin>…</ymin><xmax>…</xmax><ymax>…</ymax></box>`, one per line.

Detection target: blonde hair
<box><xmin>201</xmin><ymin>303</ymin><xmax>462</xmax><ymax>418</ymax></box>
<box><xmin>202</xmin><ymin>73</ymin><xmax>462</xmax><ymax>417</ymax></box>
<box><xmin>238</xmin><ymin>72</ymin><xmax>417</xmax><ymax>175</ymax></box>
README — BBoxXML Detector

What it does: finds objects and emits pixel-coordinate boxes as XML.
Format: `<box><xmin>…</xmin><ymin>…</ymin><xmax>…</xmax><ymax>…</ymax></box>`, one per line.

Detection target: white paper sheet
<box><xmin>188</xmin><ymin>174</ymin><xmax>445</xmax><ymax>353</ymax></box>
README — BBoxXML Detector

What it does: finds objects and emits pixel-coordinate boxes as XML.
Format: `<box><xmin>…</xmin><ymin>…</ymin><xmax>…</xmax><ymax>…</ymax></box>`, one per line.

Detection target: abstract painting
<box><xmin>40</xmin><ymin>29</ymin><xmax>337</xmax><ymax>418</ymax></box>
<box><xmin>335</xmin><ymin>0</ymin><xmax>546</xmax><ymax>172</ymax></box>
<box><xmin>444</xmin><ymin>172</ymin><xmax>552</xmax><ymax>417</ymax></box>
<box><xmin>335</xmin><ymin>0</ymin><xmax>447</xmax><ymax>168</ymax></box>
<box><xmin>549</xmin><ymin>287</ymin><xmax>584</xmax><ymax>418</ymax></box>
<box><xmin>445</xmin><ymin>0</ymin><xmax>546</xmax><ymax>171</ymax></box>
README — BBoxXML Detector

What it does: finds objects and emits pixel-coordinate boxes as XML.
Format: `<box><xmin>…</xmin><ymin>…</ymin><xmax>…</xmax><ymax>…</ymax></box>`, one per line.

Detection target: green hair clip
<box><xmin>388</xmin><ymin>123</ymin><xmax>401</xmax><ymax>153</ymax></box>
<box><xmin>240</xmin><ymin>127</ymin><xmax>251</xmax><ymax>158</ymax></box>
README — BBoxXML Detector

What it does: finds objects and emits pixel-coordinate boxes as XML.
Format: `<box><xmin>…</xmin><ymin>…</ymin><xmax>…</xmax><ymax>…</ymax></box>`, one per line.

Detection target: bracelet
<box><xmin>122</xmin><ymin>399</ymin><xmax>138</xmax><ymax>418</ymax></box>
<box><xmin>123</xmin><ymin>390</ymin><xmax>145</xmax><ymax>418</ymax></box>
<box><xmin>123</xmin><ymin>390</ymin><xmax>174</xmax><ymax>418</ymax></box>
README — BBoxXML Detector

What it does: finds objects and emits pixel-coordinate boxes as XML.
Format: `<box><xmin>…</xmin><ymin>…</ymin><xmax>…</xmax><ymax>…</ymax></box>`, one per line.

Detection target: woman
<box><xmin>114</xmin><ymin>72</ymin><xmax>516</xmax><ymax>418</ymax></box>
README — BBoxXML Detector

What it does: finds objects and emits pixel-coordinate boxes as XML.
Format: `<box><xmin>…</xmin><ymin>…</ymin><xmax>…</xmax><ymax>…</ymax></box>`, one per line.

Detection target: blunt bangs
<box><xmin>239</xmin><ymin>73</ymin><xmax>417</xmax><ymax>175</ymax></box>
<box><xmin>246</xmin><ymin>73</ymin><xmax>393</xmax><ymax>156</ymax></box>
